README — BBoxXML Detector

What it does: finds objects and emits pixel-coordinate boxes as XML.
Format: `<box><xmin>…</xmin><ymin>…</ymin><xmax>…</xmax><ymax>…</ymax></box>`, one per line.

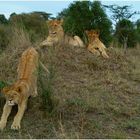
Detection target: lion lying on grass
<box><xmin>40</xmin><ymin>19</ymin><xmax>84</xmax><ymax>48</ymax></box>
<box><xmin>0</xmin><ymin>47</ymin><xmax>39</xmax><ymax>130</ymax></box>
<box><xmin>85</xmin><ymin>30</ymin><xmax>109</xmax><ymax>59</ymax></box>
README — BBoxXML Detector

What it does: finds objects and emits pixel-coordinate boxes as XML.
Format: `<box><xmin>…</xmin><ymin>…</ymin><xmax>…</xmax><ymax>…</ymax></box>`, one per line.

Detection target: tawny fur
<box><xmin>40</xmin><ymin>19</ymin><xmax>84</xmax><ymax>48</ymax></box>
<box><xmin>0</xmin><ymin>47</ymin><xmax>39</xmax><ymax>130</ymax></box>
<box><xmin>86</xmin><ymin>30</ymin><xmax>109</xmax><ymax>59</ymax></box>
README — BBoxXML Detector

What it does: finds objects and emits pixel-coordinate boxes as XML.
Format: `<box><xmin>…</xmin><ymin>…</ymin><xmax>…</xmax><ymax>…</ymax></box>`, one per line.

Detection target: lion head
<box><xmin>2</xmin><ymin>86</ymin><xmax>23</xmax><ymax>106</ymax></box>
<box><xmin>85</xmin><ymin>30</ymin><xmax>100</xmax><ymax>43</ymax></box>
<box><xmin>40</xmin><ymin>19</ymin><xmax>64</xmax><ymax>47</ymax></box>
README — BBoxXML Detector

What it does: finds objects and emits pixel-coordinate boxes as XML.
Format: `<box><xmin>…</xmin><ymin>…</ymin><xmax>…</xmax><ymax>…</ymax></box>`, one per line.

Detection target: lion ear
<box><xmin>16</xmin><ymin>86</ymin><xmax>22</xmax><ymax>93</ymax></box>
<box><xmin>47</xmin><ymin>20</ymin><xmax>53</xmax><ymax>26</ymax></box>
<box><xmin>55</xmin><ymin>19</ymin><xmax>63</xmax><ymax>26</ymax></box>
<box><xmin>2</xmin><ymin>87</ymin><xmax>10</xmax><ymax>94</ymax></box>
<box><xmin>95</xmin><ymin>29</ymin><xmax>100</xmax><ymax>36</ymax></box>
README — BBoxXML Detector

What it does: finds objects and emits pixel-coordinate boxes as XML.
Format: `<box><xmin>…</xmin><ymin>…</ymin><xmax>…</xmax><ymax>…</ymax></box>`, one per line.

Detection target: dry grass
<box><xmin>0</xmin><ymin>27</ymin><xmax>31</xmax><ymax>83</ymax></box>
<box><xmin>0</xmin><ymin>33</ymin><xmax>140</xmax><ymax>138</ymax></box>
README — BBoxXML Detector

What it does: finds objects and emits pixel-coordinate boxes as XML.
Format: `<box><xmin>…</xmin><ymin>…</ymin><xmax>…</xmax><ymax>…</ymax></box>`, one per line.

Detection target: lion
<box><xmin>85</xmin><ymin>30</ymin><xmax>109</xmax><ymax>59</ymax></box>
<box><xmin>0</xmin><ymin>47</ymin><xmax>39</xmax><ymax>130</ymax></box>
<box><xmin>40</xmin><ymin>19</ymin><xmax>85</xmax><ymax>48</ymax></box>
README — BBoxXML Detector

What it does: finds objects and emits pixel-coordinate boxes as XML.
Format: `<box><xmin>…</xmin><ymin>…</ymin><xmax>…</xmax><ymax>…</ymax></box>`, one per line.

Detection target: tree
<box><xmin>115</xmin><ymin>19</ymin><xmax>137</xmax><ymax>48</ymax></box>
<box><xmin>135</xmin><ymin>19</ymin><xmax>140</xmax><ymax>43</ymax></box>
<box><xmin>58</xmin><ymin>1</ymin><xmax>92</xmax><ymax>39</ymax></box>
<box><xmin>0</xmin><ymin>14</ymin><xmax>8</xmax><ymax>24</ymax></box>
<box><xmin>9</xmin><ymin>12</ymin><xmax>48</xmax><ymax>42</ymax></box>
<box><xmin>104</xmin><ymin>5</ymin><xmax>137</xmax><ymax>25</ymax></box>
<box><xmin>31</xmin><ymin>11</ymin><xmax>52</xmax><ymax>20</ymax></box>
<box><xmin>0</xmin><ymin>24</ymin><xmax>10</xmax><ymax>50</ymax></box>
<box><xmin>58</xmin><ymin>1</ymin><xmax>112</xmax><ymax>46</ymax></box>
<box><xmin>91</xmin><ymin>1</ymin><xmax>112</xmax><ymax>46</ymax></box>
<box><xmin>10</xmin><ymin>12</ymin><xmax>17</xmax><ymax>18</ymax></box>
<box><xmin>57</xmin><ymin>8</ymin><xmax>69</xmax><ymax>19</ymax></box>
<box><xmin>136</xmin><ymin>19</ymin><xmax>140</xmax><ymax>29</ymax></box>
<box><xmin>104</xmin><ymin>4</ymin><xmax>139</xmax><ymax>48</ymax></box>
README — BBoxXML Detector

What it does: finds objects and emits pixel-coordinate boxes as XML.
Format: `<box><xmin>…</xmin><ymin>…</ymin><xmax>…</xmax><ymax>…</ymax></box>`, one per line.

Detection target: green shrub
<box><xmin>115</xmin><ymin>19</ymin><xmax>137</xmax><ymax>48</ymax></box>
<box><xmin>9</xmin><ymin>12</ymin><xmax>48</xmax><ymax>42</ymax></box>
<box><xmin>136</xmin><ymin>19</ymin><xmax>140</xmax><ymax>44</ymax></box>
<box><xmin>0</xmin><ymin>81</ymin><xmax>8</xmax><ymax>91</ymax></box>
<box><xmin>0</xmin><ymin>14</ymin><xmax>8</xmax><ymax>24</ymax></box>
<box><xmin>0</xmin><ymin>24</ymin><xmax>11</xmax><ymax>50</ymax></box>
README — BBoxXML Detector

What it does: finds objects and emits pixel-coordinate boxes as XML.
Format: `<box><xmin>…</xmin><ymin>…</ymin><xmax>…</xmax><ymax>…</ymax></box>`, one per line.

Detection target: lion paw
<box><xmin>0</xmin><ymin>121</ymin><xmax>6</xmax><ymax>130</ymax></box>
<box><xmin>11</xmin><ymin>121</ymin><xmax>21</xmax><ymax>130</ymax></box>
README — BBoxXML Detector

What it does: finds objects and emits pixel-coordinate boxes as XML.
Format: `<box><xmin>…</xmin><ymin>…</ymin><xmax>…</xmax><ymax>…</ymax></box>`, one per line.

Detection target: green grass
<box><xmin>0</xmin><ymin>44</ymin><xmax>140</xmax><ymax>138</ymax></box>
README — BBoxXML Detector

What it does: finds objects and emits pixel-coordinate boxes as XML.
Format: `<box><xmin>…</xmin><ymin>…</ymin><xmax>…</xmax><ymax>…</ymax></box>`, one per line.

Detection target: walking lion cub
<box><xmin>0</xmin><ymin>47</ymin><xmax>38</xmax><ymax>130</ymax></box>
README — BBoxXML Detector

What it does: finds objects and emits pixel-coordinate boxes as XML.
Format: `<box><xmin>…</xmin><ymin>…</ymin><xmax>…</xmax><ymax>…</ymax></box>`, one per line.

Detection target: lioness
<box><xmin>85</xmin><ymin>30</ymin><xmax>109</xmax><ymax>59</ymax></box>
<box><xmin>40</xmin><ymin>19</ymin><xmax>85</xmax><ymax>48</ymax></box>
<box><xmin>0</xmin><ymin>47</ymin><xmax>39</xmax><ymax>130</ymax></box>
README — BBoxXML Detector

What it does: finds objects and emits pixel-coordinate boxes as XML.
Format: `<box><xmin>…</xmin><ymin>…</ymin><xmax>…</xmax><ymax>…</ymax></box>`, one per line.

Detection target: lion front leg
<box><xmin>0</xmin><ymin>103</ymin><xmax>12</xmax><ymax>130</ymax></box>
<box><xmin>11</xmin><ymin>100</ymin><xmax>27</xmax><ymax>130</ymax></box>
<box><xmin>101</xmin><ymin>51</ymin><xmax>109</xmax><ymax>59</ymax></box>
<box><xmin>97</xmin><ymin>45</ymin><xmax>109</xmax><ymax>59</ymax></box>
<box><xmin>87</xmin><ymin>45</ymin><xmax>100</xmax><ymax>56</ymax></box>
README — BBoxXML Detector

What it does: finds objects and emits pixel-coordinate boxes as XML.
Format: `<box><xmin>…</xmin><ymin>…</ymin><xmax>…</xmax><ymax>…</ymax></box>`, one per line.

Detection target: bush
<box><xmin>115</xmin><ymin>19</ymin><xmax>137</xmax><ymax>48</ymax></box>
<box><xmin>0</xmin><ymin>14</ymin><xmax>8</xmax><ymax>24</ymax></box>
<box><xmin>0</xmin><ymin>24</ymin><xmax>11</xmax><ymax>50</ymax></box>
<box><xmin>9</xmin><ymin>12</ymin><xmax>48</xmax><ymax>42</ymax></box>
<box><xmin>135</xmin><ymin>19</ymin><xmax>140</xmax><ymax>44</ymax></box>
<box><xmin>0</xmin><ymin>81</ymin><xmax>8</xmax><ymax>91</ymax></box>
<box><xmin>91</xmin><ymin>1</ymin><xmax>112</xmax><ymax>46</ymax></box>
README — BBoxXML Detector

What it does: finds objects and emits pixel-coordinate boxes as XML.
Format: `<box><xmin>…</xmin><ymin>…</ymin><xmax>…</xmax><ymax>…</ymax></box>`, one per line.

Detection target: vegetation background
<box><xmin>0</xmin><ymin>1</ymin><xmax>140</xmax><ymax>138</ymax></box>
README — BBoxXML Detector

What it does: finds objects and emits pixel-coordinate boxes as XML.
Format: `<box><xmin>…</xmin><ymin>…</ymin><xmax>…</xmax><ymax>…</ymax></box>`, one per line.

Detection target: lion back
<box><xmin>17</xmin><ymin>47</ymin><xmax>39</xmax><ymax>80</ymax></box>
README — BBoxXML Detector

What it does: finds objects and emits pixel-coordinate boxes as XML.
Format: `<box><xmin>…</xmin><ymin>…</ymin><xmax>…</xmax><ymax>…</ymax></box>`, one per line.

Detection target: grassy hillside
<box><xmin>0</xmin><ymin>32</ymin><xmax>140</xmax><ymax>138</ymax></box>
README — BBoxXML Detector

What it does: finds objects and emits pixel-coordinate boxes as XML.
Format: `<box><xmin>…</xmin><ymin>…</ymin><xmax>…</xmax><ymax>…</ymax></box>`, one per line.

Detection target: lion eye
<box><xmin>13</xmin><ymin>93</ymin><xmax>17</xmax><ymax>96</ymax></box>
<box><xmin>52</xmin><ymin>32</ymin><xmax>57</xmax><ymax>34</ymax></box>
<box><xmin>54</xmin><ymin>24</ymin><xmax>57</xmax><ymax>27</ymax></box>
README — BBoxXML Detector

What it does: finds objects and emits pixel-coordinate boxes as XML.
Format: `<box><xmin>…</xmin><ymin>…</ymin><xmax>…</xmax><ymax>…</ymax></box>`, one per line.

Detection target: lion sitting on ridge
<box><xmin>40</xmin><ymin>19</ymin><xmax>84</xmax><ymax>48</ymax></box>
<box><xmin>85</xmin><ymin>30</ymin><xmax>109</xmax><ymax>59</ymax></box>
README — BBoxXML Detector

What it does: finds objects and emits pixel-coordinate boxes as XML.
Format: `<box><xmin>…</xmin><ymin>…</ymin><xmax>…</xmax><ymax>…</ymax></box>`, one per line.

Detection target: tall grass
<box><xmin>0</xmin><ymin>25</ymin><xmax>56</xmax><ymax>114</ymax></box>
<box><xmin>0</xmin><ymin>26</ymin><xmax>32</xmax><ymax>82</ymax></box>
<box><xmin>0</xmin><ymin>24</ymin><xmax>11</xmax><ymax>51</ymax></box>
<box><xmin>38</xmin><ymin>61</ymin><xmax>55</xmax><ymax>113</ymax></box>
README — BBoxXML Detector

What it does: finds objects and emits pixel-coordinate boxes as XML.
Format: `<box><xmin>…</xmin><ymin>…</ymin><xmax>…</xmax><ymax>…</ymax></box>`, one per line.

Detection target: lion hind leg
<box><xmin>74</xmin><ymin>36</ymin><xmax>85</xmax><ymax>47</ymax></box>
<box><xmin>30</xmin><ymin>76</ymin><xmax>38</xmax><ymax>97</ymax></box>
<box><xmin>33</xmin><ymin>87</ymin><xmax>38</xmax><ymax>97</ymax></box>
<box><xmin>31</xmin><ymin>85</ymin><xmax>38</xmax><ymax>97</ymax></box>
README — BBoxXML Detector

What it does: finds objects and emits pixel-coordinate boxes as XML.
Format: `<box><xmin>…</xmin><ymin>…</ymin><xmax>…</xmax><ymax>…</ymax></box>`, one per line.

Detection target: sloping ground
<box><xmin>0</xmin><ymin>44</ymin><xmax>140</xmax><ymax>138</ymax></box>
